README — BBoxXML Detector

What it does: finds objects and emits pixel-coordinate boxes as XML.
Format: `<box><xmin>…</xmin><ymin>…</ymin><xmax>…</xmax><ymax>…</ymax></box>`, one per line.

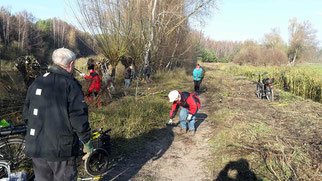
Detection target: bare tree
<box><xmin>69</xmin><ymin>0</ymin><xmax>217</xmax><ymax>75</ymax></box>
<box><xmin>288</xmin><ymin>18</ymin><xmax>318</xmax><ymax>66</ymax></box>
<box><xmin>0</xmin><ymin>7</ymin><xmax>11</xmax><ymax>45</ymax></box>
<box><xmin>16</xmin><ymin>11</ymin><xmax>34</xmax><ymax>53</ymax></box>
<box><xmin>262</xmin><ymin>28</ymin><xmax>285</xmax><ymax>50</ymax></box>
<box><xmin>52</xmin><ymin>18</ymin><xmax>69</xmax><ymax>48</ymax></box>
<box><xmin>71</xmin><ymin>0</ymin><xmax>129</xmax><ymax>80</ymax></box>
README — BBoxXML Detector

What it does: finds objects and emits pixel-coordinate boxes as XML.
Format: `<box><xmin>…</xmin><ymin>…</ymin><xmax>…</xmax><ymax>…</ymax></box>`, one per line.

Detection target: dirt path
<box><xmin>133</xmin><ymin>94</ymin><xmax>214</xmax><ymax>180</ymax></box>
<box><xmin>102</xmin><ymin>93</ymin><xmax>215</xmax><ymax>181</ymax></box>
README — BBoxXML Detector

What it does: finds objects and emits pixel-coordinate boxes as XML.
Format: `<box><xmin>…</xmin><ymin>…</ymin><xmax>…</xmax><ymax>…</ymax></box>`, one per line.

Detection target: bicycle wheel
<box><xmin>84</xmin><ymin>148</ymin><xmax>110</xmax><ymax>176</ymax></box>
<box><xmin>256</xmin><ymin>83</ymin><xmax>262</xmax><ymax>98</ymax></box>
<box><xmin>0</xmin><ymin>137</ymin><xmax>33</xmax><ymax>180</ymax></box>
<box><xmin>266</xmin><ymin>86</ymin><xmax>274</xmax><ymax>102</ymax></box>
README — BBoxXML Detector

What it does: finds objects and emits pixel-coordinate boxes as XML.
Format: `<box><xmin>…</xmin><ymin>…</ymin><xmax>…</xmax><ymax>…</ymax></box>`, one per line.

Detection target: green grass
<box><xmin>87</xmin><ymin>67</ymin><xmax>191</xmax><ymax>157</ymax></box>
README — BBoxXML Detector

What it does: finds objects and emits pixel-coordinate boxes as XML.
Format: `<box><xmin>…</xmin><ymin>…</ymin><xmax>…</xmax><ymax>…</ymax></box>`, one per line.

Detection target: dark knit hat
<box><xmin>88</xmin><ymin>64</ymin><xmax>94</xmax><ymax>70</ymax></box>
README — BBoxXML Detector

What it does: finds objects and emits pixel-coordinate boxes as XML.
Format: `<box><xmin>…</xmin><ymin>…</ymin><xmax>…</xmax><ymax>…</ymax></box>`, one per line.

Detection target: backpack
<box><xmin>201</xmin><ymin>67</ymin><xmax>206</xmax><ymax>78</ymax></box>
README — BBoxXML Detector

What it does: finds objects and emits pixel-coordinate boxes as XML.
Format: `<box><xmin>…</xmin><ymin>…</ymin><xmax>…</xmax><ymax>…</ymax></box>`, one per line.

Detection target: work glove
<box><xmin>80</xmin><ymin>72</ymin><xmax>85</xmax><ymax>77</ymax></box>
<box><xmin>167</xmin><ymin>119</ymin><xmax>173</xmax><ymax>125</ymax></box>
<box><xmin>82</xmin><ymin>140</ymin><xmax>94</xmax><ymax>160</ymax></box>
<box><xmin>187</xmin><ymin>114</ymin><xmax>193</xmax><ymax>121</ymax></box>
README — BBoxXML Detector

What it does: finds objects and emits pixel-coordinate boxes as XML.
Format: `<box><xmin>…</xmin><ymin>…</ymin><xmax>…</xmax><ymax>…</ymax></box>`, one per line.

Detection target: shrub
<box><xmin>260</xmin><ymin>48</ymin><xmax>288</xmax><ymax>66</ymax></box>
<box><xmin>233</xmin><ymin>46</ymin><xmax>260</xmax><ymax>66</ymax></box>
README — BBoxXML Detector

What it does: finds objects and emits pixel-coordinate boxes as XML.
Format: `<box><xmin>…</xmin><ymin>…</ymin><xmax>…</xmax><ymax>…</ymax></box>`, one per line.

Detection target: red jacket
<box><xmin>84</xmin><ymin>70</ymin><xmax>100</xmax><ymax>93</ymax></box>
<box><xmin>169</xmin><ymin>91</ymin><xmax>201</xmax><ymax>119</ymax></box>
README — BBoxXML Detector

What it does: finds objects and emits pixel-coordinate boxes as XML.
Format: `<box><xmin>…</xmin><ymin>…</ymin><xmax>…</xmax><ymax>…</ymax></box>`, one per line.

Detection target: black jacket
<box><xmin>124</xmin><ymin>67</ymin><xmax>132</xmax><ymax>79</ymax></box>
<box><xmin>22</xmin><ymin>64</ymin><xmax>91</xmax><ymax>161</ymax></box>
<box><xmin>144</xmin><ymin>66</ymin><xmax>151</xmax><ymax>75</ymax></box>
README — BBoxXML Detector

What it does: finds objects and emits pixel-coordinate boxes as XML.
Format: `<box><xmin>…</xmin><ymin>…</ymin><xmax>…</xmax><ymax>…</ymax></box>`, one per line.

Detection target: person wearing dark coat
<box><xmin>124</xmin><ymin>65</ymin><xmax>133</xmax><ymax>88</ymax></box>
<box><xmin>22</xmin><ymin>48</ymin><xmax>93</xmax><ymax>181</ymax></box>
<box><xmin>143</xmin><ymin>63</ymin><xmax>152</xmax><ymax>83</ymax></box>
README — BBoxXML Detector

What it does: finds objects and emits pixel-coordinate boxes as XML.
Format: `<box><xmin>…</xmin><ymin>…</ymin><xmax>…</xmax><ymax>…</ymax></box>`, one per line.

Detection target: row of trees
<box><xmin>1</xmin><ymin>0</ymin><xmax>218</xmax><ymax>78</ymax></box>
<box><xmin>70</xmin><ymin>0</ymin><xmax>217</xmax><ymax>77</ymax></box>
<box><xmin>196</xmin><ymin>18</ymin><xmax>321</xmax><ymax>66</ymax></box>
<box><xmin>0</xmin><ymin>7</ymin><xmax>94</xmax><ymax>65</ymax></box>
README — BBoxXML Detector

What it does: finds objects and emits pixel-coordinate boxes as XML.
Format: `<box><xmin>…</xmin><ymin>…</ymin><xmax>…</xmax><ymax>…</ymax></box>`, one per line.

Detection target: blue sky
<box><xmin>194</xmin><ymin>0</ymin><xmax>322</xmax><ymax>43</ymax></box>
<box><xmin>1</xmin><ymin>0</ymin><xmax>322</xmax><ymax>44</ymax></box>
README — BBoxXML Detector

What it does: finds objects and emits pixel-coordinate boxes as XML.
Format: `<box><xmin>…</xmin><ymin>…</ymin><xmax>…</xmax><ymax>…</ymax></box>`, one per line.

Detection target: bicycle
<box><xmin>0</xmin><ymin>124</ymin><xmax>33</xmax><ymax>180</ymax></box>
<box><xmin>0</xmin><ymin>123</ymin><xmax>112</xmax><ymax>180</ymax></box>
<box><xmin>253</xmin><ymin>72</ymin><xmax>275</xmax><ymax>102</ymax></box>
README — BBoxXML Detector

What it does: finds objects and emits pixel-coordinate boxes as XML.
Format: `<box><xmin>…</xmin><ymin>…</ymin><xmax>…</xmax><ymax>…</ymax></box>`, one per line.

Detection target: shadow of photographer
<box><xmin>215</xmin><ymin>158</ymin><xmax>262</xmax><ymax>181</ymax></box>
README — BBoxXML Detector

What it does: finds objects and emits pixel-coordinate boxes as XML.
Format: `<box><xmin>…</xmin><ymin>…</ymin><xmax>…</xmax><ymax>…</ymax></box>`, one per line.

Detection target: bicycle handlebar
<box><xmin>0</xmin><ymin>124</ymin><xmax>27</xmax><ymax>137</ymax></box>
<box><xmin>0</xmin><ymin>124</ymin><xmax>111</xmax><ymax>138</ymax></box>
<box><xmin>253</xmin><ymin>72</ymin><xmax>268</xmax><ymax>76</ymax></box>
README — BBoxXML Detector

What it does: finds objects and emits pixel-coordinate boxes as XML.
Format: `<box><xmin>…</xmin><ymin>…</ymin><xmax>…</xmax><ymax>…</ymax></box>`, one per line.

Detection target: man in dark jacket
<box><xmin>168</xmin><ymin>90</ymin><xmax>201</xmax><ymax>135</ymax></box>
<box><xmin>143</xmin><ymin>63</ymin><xmax>151</xmax><ymax>84</ymax></box>
<box><xmin>124</xmin><ymin>65</ymin><xmax>133</xmax><ymax>88</ymax></box>
<box><xmin>22</xmin><ymin>48</ymin><xmax>93</xmax><ymax>181</ymax></box>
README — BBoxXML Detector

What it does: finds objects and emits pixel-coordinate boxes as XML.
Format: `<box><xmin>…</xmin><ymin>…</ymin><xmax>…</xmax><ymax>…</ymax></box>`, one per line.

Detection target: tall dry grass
<box><xmin>219</xmin><ymin>63</ymin><xmax>322</xmax><ymax>103</ymax></box>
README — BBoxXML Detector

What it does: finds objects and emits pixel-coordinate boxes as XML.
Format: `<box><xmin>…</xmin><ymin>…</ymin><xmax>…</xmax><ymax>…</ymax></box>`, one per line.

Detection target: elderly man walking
<box><xmin>22</xmin><ymin>48</ymin><xmax>93</xmax><ymax>181</ymax></box>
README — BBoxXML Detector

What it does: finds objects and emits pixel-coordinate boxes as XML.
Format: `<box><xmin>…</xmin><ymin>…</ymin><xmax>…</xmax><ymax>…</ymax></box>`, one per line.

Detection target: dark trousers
<box><xmin>87</xmin><ymin>91</ymin><xmax>98</xmax><ymax>102</ymax></box>
<box><xmin>194</xmin><ymin>80</ymin><xmax>201</xmax><ymax>93</ymax></box>
<box><xmin>146</xmin><ymin>74</ymin><xmax>150</xmax><ymax>83</ymax></box>
<box><xmin>32</xmin><ymin>157</ymin><xmax>77</xmax><ymax>181</ymax></box>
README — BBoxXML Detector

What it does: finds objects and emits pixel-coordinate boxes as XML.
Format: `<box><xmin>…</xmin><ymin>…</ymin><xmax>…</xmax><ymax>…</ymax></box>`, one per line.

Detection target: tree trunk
<box><xmin>111</xmin><ymin>67</ymin><xmax>116</xmax><ymax>82</ymax></box>
<box><xmin>291</xmin><ymin>49</ymin><xmax>298</xmax><ymax>66</ymax></box>
<box><xmin>144</xmin><ymin>0</ymin><xmax>158</xmax><ymax>66</ymax></box>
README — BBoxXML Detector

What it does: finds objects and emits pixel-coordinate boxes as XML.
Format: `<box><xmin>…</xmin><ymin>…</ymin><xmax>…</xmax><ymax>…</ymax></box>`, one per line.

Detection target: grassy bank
<box><xmin>217</xmin><ymin>63</ymin><xmax>322</xmax><ymax>103</ymax></box>
<box><xmin>202</xmin><ymin>63</ymin><xmax>321</xmax><ymax>180</ymax></box>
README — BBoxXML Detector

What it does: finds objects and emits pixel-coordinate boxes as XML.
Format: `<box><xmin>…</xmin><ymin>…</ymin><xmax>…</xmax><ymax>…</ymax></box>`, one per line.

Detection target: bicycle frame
<box><xmin>253</xmin><ymin>72</ymin><xmax>274</xmax><ymax>101</ymax></box>
<box><xmin>1</xmin><ymin>124</ymin><xmax>112</xmax><ymax>178</ymax></box>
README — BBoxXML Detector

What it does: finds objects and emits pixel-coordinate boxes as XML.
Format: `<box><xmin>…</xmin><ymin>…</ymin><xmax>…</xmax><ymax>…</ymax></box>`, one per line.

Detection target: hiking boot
<box><xmin>181</xmin><ymin>128</ymin><xmax>187</xmax><ymax>134</ymax></box>
<box><xmin>188</xmin><ymin>130</ymin><xmax>196</xmax><ymax>136</ymax></box>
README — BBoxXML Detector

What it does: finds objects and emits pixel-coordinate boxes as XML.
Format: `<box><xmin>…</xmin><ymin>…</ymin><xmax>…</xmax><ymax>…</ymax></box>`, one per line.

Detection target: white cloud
<box><xmin>316</xmin><ymin>11</ymin><xmax>322</xmax><ymax>15</ymax></box>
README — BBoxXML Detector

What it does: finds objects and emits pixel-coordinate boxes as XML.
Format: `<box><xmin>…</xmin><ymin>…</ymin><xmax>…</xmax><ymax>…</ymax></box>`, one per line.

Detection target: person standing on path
<box><xmin>193</xmin><ymin>64</ymin><xmax>203</xmax><ymax>95</ymax></box>
<box><xmin>22</xmin><ymin>48</ymin><xmax>93</xmax><ymax>181</ymax></box>
<box><xmin>167</xmin><ymin>90</ymin><xmax>201</xmax><ymax>135</ymax></box>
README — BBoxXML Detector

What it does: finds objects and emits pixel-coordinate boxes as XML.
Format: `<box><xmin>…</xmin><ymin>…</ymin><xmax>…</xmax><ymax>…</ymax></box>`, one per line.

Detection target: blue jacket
<box><xmin>193</xmin><ymin>68</ymin><xmax>203</xmax><ymax>81</ymax></box>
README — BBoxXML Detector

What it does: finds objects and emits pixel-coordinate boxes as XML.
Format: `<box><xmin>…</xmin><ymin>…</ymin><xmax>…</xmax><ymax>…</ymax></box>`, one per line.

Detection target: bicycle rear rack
<box><xmin>0</xmin><ymin>125</ymin><xmax>26</xmax><ymax>137</ymax></box>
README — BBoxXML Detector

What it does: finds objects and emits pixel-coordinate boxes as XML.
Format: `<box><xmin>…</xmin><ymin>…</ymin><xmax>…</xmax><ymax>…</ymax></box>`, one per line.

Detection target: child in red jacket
<box><xmin>81</xmin><ymin>64</ymin><xmax>101</xmax><ymax>104</ymax></box>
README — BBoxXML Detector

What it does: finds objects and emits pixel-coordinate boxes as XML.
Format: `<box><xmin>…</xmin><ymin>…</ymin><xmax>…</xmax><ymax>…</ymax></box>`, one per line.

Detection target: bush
<box><xmin>261</xmin><ymin>48</ymin><xmax>288</xmax><ymax>66</ymax></box>
<box><xmin>233</xmin><ymin>46</ymin><xmax>260</xmax><ymax>66</ymax></box>
<box><xmin>233</xmin><ymin>46</ymin><xmax>288</xmax><ymax>66</ymax></box>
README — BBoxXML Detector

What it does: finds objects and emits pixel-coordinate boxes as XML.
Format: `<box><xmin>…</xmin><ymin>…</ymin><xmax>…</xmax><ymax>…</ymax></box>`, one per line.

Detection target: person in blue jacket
<box><xmin>193</xmin><ymin>64</ymin><xmax>203</xmax><ymax>95</ymax></box>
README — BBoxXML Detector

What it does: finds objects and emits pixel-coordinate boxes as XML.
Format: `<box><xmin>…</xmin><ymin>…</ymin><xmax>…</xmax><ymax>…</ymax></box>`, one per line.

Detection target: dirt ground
<box><xmin>102</xmin><ymin>93</ymin><xmax>214</xmax><ymax>181</ymax></box>
<box><xmin>101</xmin><ymin>64</ymin><xmax>322</xmax><ymax>181</ymax></box>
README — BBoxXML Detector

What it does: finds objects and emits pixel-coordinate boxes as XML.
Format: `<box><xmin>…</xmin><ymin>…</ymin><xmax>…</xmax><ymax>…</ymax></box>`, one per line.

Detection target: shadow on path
<box><xmin>195</xmin><ymin>113</ymin><xmax>207</xmax><ymax>131</ymax></box>
<box><xmin>214</xmin><ymin>158</ymin><xmax>262</xmax><ymax>181</ymax></box>
<box><xmin>102</xmin><ymin>112</ymin><xmax>208</xmax><ymax>180</ymax></box>
<box><xmin>102</xmin><ymin>125</ymin><xmax>175</xmax><ymax>180</ymax></box>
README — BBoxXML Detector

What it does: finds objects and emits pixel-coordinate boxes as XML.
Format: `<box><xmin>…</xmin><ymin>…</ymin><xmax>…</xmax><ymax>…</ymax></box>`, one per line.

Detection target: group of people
<box><xmin>124</xmin><ymin>63</ymin><xmax>151</xmax><ymax>88</ymax></box>
<box><xmin>22</xmin><ymin>47</ymin><xmax>203</xmax><ymax>180</ymax></box>
<box><xmin>166</xmin><ymin>64</ymin><xmax>204</xmax><ymax>136</ymax></box>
